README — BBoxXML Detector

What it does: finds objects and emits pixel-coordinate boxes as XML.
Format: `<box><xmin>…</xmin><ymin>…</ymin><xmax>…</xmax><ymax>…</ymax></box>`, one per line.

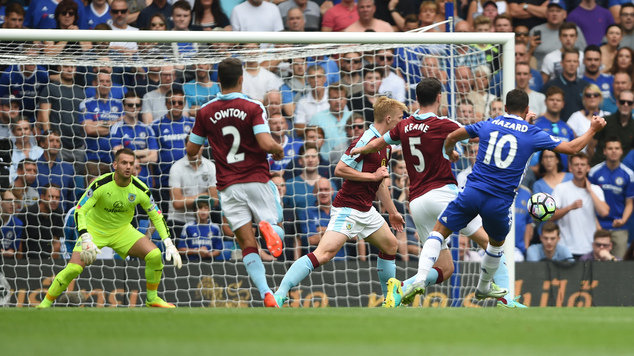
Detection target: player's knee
<box><xmin>145</xmin><ymin>248</ymin><xmax>163</xmax><ymax>269</ymax></box>
<box><xmin>384</xmin><ymin>236</ymin><xmax>398</xmax><ymax>255</ymax></box>
<box><xmin>313</xmin><ymin>250</ymin><xmax>334</xmax><ymax>265</ymax></box>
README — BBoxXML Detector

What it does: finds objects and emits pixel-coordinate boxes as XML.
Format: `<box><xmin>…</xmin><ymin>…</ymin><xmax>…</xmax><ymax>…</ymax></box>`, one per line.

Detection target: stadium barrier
<box><xmin>2</xmin><ymin>260</ymin><xmax>632</xmax><ymax>307</ymax></box>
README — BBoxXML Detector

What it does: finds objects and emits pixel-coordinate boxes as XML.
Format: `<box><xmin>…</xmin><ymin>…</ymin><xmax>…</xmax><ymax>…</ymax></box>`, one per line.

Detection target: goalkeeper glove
<box><xmin>163</xmin><ymin>238</ymin><xmax>182</xmax><ymax>269</ymax></box>
<box><xmin>79</xmin><ymin>233</ymin><xmax>101</xmax><ymax>265</ymax></box>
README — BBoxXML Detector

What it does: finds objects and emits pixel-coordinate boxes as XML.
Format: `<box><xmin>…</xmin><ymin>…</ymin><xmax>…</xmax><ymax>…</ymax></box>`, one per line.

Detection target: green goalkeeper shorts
<box><xmin>73</xmin><ymin>225</ymin><xmax>145</xmax><ymax>259</ymax></box>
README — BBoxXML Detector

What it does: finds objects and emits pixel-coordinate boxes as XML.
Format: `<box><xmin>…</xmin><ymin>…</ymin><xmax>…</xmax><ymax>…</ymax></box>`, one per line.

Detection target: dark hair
<box><xmin>124</xmin><ymin>91</ymin><xmax>140</xmax><ymax>101</ymax></box>
<box><xmin>149</xmin><ymin>13</ymin><xmax>170</xmax><ymax>30</ymax></box>
<box><xmin>114</xmin><ymin>147</ymin><xmax>136</xmax><ymax>161</ymax></box>
<box><xmin>605</xmin><ymin>136</ymin><xmax>622</xmax><ymax>148</ymax></box>
<box><xmin>165</xmin><ymin>87</ymin><xmax>185</xmax><ymax>101</ymax></box>
<box><xmin>193</xmin><ymin>0</ymin><xmax>224</xmax><ymax>27</ymax></box>
<box><xmin>584</xmin><ymin>44</ymin><xmax>601</xmax><ymax>57</ymax></box>
<box><xmin>609</xmin><ymin>47</ymin><xmax>634</xmax><ymax>76</ymax></box>
<box><xmin>17</xmin><ymin>158</ymin><xmax>37</xmax><ymax>172</ymax></box>
<box><xmin>172</xmin><ymin>0</ymin><xmax>192</xmax><ymax>13</ymax></box>
<box><xmin>403</xmin><ymin>14</ymin><xmax>419</xmax><ymax>25</ymax></box>
<box><xmin>5</xmin><ymin>3</ymin><xmax>25</xmax><ymax>17</ymax></box>
<box><xmin>217</xmin><ymin>57</ymin><xmax>243</xmax><ymax>89</ymax></box>
<box><xmin>41</xmin><ymin>183</ymin><xmax>61</xmax><ymax>197</ymax></box>
<box><xmin>493</xmin><ymin>13</ymin><xmax>512</xmax><ymax>27</ymax></box>
<box><xmin>299</xmin><ymin>142</ymin><xmax>319</xmax><ymax>156</ymax></box>
<box><xmin>558</xmin><ymin>22</ymin><xmax>577</xmax><ymax>37</ymax></box>
<box><xmin>538</xmin><ymin>150</ymin><xmax>563</xmax><ymax>175</ymax></box>
<box><xmin>569</xmin><ymin>151</ymin><xmax>589</xmax><ymax>165</ymax></box>
<box><xmin>621</xmin><ymin>3</ymin><xmax>634</xmax><ymax>15</ymax></box>
<box><xmin>415</xmin><ymin>77</ymin><xmax>442</xmax><ymax>107</ymax></box>
<box><xmin>362</xmin><ymin>64</ymin><xmax>383</xmax><ymax>79</ymax></box>
<box><xmin>54</xmin><ymin>0</ymin><xmax>78</xmax><ymax>28</ymax></box>
<box><xmin>544</xmin><ymin>85</ymin><xmax>565</xmax><ymax>99</ymax></box>
<box><xmin>541</xmin><ymin>221</ymin><xmax>560</xmax><ymax>235</ymax></box>
<box><xmin>562</xmin><ymin>47</ymin><xmax>580</xmax><ymax>61</ymax></box>
<box><xmin>505</xmin><ymin>89</ymin><xmax>529</xmax><ymax>114</ymax></box>
<box><xmin>594</xmin><ymin>229</ymin><xmax>612</xmax><ymax>239</ymax></box>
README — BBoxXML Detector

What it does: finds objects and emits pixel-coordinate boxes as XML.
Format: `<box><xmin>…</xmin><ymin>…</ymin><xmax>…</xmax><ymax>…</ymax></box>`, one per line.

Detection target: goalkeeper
<box><xmin>37</xmin><ymin>148</ymin><xmax>182</xmax><ymax>308</ymax></box>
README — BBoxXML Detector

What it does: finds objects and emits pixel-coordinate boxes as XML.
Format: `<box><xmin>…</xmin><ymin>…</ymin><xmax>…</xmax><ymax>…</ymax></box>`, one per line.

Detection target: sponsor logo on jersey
<box><xmin>104</xmin><ymin>200</ymin><xmax>126</xmax><ymax>213</ymax></box>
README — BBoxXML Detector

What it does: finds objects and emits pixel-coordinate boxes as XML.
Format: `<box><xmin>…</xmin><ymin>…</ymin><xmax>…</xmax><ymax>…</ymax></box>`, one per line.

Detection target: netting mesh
<box><xmin>0</xmin><ymin>32</ymin><xmax>506</xmax><ymax>307</ymax></box>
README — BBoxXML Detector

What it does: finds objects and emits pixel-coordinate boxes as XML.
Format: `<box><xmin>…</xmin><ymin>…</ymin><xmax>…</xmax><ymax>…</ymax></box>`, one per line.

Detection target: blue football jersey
<box><xmin>1</xmin><ymin>216</ymin><xmax>24</xmax><ymax>252</ymax></box>
<box><xmin>79</xmin><ymin>97</ymin><xmax>124</xmax><ymax>162</ymax></box>
<box><xmin>152</xmin><ymin>115</ymin><xmax>195</xmax><ymax>186</ymax></box>
<box><xmin>466</xmin><ymin>115</ymin><xmax>562</xmax><ymax>200</ymax></box>
<box><xmin>588</xmin><ymin>162</ymin><xmax>634</xmax><ymax>229</ymax></box>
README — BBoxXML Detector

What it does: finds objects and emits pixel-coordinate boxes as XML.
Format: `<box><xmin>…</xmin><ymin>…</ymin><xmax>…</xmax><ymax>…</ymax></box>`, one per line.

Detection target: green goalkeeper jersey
<box><xmin>75</xmin><ymin>173</ymin><xmax>170</xmax><ymax>240</ymax></box>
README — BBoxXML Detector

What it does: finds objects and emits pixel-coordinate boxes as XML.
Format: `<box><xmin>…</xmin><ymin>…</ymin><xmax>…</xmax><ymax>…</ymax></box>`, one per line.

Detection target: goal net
<box><xmin>0</xmin><ymin>29</ymin><xmax>515</xmax><ymax>308</ymax></box>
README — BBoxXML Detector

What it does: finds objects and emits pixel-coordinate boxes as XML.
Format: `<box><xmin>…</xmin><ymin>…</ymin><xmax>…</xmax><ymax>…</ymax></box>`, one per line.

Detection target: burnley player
<box><xmin>353</xmin><ymin>78</ymin><xmax>523</xmax><ymax>308</ymax></box>
<box><xmin>352</xmin><ymin>78</ymin><xmax>498</xmax><ymax>306</ymax></box>
<box><xmin>272</xmin><ymin>96</ymin><xmax>406</xmax><ymax>307</ymax></box>
<box><xmin>37</xmin><ymin>148</ymin><xmax>181</xmax><ymax>308</ymax></box>
<box><xmin>186</xmin><ymin>57</ymin><xmax>285</xmax><ymax>308</ymax></box>
<box><xmin>409</xmin><ymin>89</ymin><xmax>606</xmax><ymax>304</ymax></box>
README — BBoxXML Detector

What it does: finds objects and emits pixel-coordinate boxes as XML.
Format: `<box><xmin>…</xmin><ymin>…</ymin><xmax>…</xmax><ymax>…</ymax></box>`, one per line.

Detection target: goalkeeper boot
<box><xmin>383</xmin><ymin>278</ymin><xmax>403</xmax><ymax>308</ymax></box>
<box><xmin>497</xmin><ymin>296</ymin><xmax>528</xmax><ymax>309</ymax></box>
<box><xmin>475</xmin><ymin>283</ymin><xmax>508</xmax><ymax>300</ymax></box>
<box><xmin>264</xmin><ymin>292</ymin><xmax>280</xmax><ymax>308</ymax></box>
<box><xmin>401</xmin><ymin>281</ymin><xmax>425</xmax><ymax>305</ymax></box>
<box><xmin>146</xmin><ymin>296</ymin><xmax>176</xmax><ymax>308</ymax></box>
<box><xmin>259</xmin><ymin>221</ymin><xmax>283</xmax><ymax>258</ymax></box>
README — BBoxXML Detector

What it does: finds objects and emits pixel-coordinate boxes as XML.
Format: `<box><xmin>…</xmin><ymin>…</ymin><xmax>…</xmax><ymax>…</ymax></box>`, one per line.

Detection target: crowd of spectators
<box><xmin>1</xmin><ymin>0</ymin><xmax>634</xmax><ymax>264</ymax></box>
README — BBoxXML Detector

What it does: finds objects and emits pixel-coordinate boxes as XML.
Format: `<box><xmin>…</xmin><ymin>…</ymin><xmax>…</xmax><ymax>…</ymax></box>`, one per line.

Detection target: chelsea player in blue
<box><xmin>403</xmin><ymin>89</ymin><xmax>607</xmax><ymax>302</ymax></box>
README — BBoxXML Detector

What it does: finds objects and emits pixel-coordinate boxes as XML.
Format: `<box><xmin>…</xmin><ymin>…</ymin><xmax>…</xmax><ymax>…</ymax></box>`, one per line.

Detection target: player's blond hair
<box><xmin>374</xmin><ymin>96</ymin><xmax>407</xmax><ymax>124</ymax></box>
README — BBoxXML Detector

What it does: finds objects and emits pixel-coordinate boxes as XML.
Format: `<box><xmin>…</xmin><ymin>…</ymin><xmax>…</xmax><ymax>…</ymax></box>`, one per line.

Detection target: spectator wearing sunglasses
<box><xmin>588</xmin><ymin>90</ymin><xmax>634</xmax><ymax>166</ymax></box>
<box><xmin>110</xmin><ymin>91</ymin><xmax>158</xmax><ymax>187</ymax></box>
<box><xmin>567</xmin><ymin>84</ymin><xmax>606</xmax><ymax>154</ymax></box>
<box><xmin>107</xmin><ymin>0</ymin><xmax>139</xmax><ymax>54</ymax></box>
<box><xmin>579</xmin><ymin>229</ymin><xmax>622</xmax><ymax>261</ymax></box>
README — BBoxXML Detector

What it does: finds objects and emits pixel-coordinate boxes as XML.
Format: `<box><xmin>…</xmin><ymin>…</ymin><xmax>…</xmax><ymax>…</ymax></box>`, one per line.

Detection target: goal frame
<box><xmin>0</xmin><ymin>28</ymin><xmax>517</xmax><ymax>302</ymax></box>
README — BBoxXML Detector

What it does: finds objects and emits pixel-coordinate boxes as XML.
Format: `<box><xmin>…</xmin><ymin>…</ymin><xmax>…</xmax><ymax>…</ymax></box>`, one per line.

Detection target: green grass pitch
<box><xmin>1</xmin><ymin>307</ymin><xmax>631</xmax><ymax>356</ymax></box>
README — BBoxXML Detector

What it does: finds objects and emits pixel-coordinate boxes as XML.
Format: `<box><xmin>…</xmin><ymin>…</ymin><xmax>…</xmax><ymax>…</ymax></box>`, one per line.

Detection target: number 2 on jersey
<box><xmin>482</xmin><ymin>131</ymin><xmax>517</xmax><ymax>169</ymax></box>
<box><xmin>222</xmin><ymin>126</ymin><xmax>245</xmax><ymax>164</ymax></box>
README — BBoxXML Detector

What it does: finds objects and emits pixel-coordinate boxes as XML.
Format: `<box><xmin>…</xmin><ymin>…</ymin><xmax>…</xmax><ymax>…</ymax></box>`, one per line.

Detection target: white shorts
<box><xmin>326</xmin><ymin>206</ymin><xmax>387</xmax><ymax>239</ymax></box>
<box><xmin>409</xmin><ymin>184</ymin><xmax>482</xmax><ymax>241</ymax></box>
<box><xmin>219</xmin><ymin>181</ymin><xmax>282</xmax><ymax>231</ymax></box>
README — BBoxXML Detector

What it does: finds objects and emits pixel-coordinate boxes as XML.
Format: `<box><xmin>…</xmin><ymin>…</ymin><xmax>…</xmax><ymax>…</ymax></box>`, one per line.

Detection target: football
<box><xmin>527</xmin><ymin>192</ymin><xmax>557</xmax><ymax>222</ymax></box>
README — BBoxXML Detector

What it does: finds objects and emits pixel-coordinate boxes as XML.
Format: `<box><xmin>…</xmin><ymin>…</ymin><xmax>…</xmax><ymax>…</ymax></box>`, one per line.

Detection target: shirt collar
<box><xmin>368</xmin><ymin>124</ymin><xmax>380</xmax><ymax>137</ymax></box>
<box><xmin>217</xmin><ymin>92</ymin><xmax>248</xmax><ymax>101</ymax></box>
<box><xmin>412</xmin><ymin>110</ymin><xmax>436</xmax><ymax>121</ymax></box>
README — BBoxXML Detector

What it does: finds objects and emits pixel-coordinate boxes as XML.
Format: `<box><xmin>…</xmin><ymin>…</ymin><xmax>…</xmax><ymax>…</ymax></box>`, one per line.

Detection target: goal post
<box><xmin>0</xmin><ymin>28</ymin><xmax>517</xmax><ymax>307</ymax></box>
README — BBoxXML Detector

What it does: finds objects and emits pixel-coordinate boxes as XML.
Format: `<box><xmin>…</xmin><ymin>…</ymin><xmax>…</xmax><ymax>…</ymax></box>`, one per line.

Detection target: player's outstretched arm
<box><xmin>256</xmin><ymin>132</ymin><xmax>284</xmax><ymax>160</ymax></box>
<box><xmin>375</xmin><ymin>180</ymin><xmax>404</xmax><ymax>232</ymax></box>
<box><xmin>334</xmin><ymin>160</ymin><xmax>389</xmax><ymax>182</ymax></box>
<box><xmin>554</xmin><ymin>116</ymin><xmax>606</xmax><ymax>154</ymax></box>
<box><xmin>444</xmin><ymin>127</ymin><xmax>470</xmax><ymax>162</ymax></box>
<box><xmin>350</xmin><ymin>137</ymin><xmax>388</xmax><ymax>156</ymax></box>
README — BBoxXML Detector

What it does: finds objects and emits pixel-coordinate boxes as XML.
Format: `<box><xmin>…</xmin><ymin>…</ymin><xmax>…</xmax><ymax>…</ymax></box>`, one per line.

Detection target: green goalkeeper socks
<box><xmin>145</xmin><ymin>248</ymin><xmax>163</xmax><ymax>301</ymax></box>
<box><xmin>41</xmin><ymin>263</ymin><xmax>83</xmax><ymax>306</ymax></box>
